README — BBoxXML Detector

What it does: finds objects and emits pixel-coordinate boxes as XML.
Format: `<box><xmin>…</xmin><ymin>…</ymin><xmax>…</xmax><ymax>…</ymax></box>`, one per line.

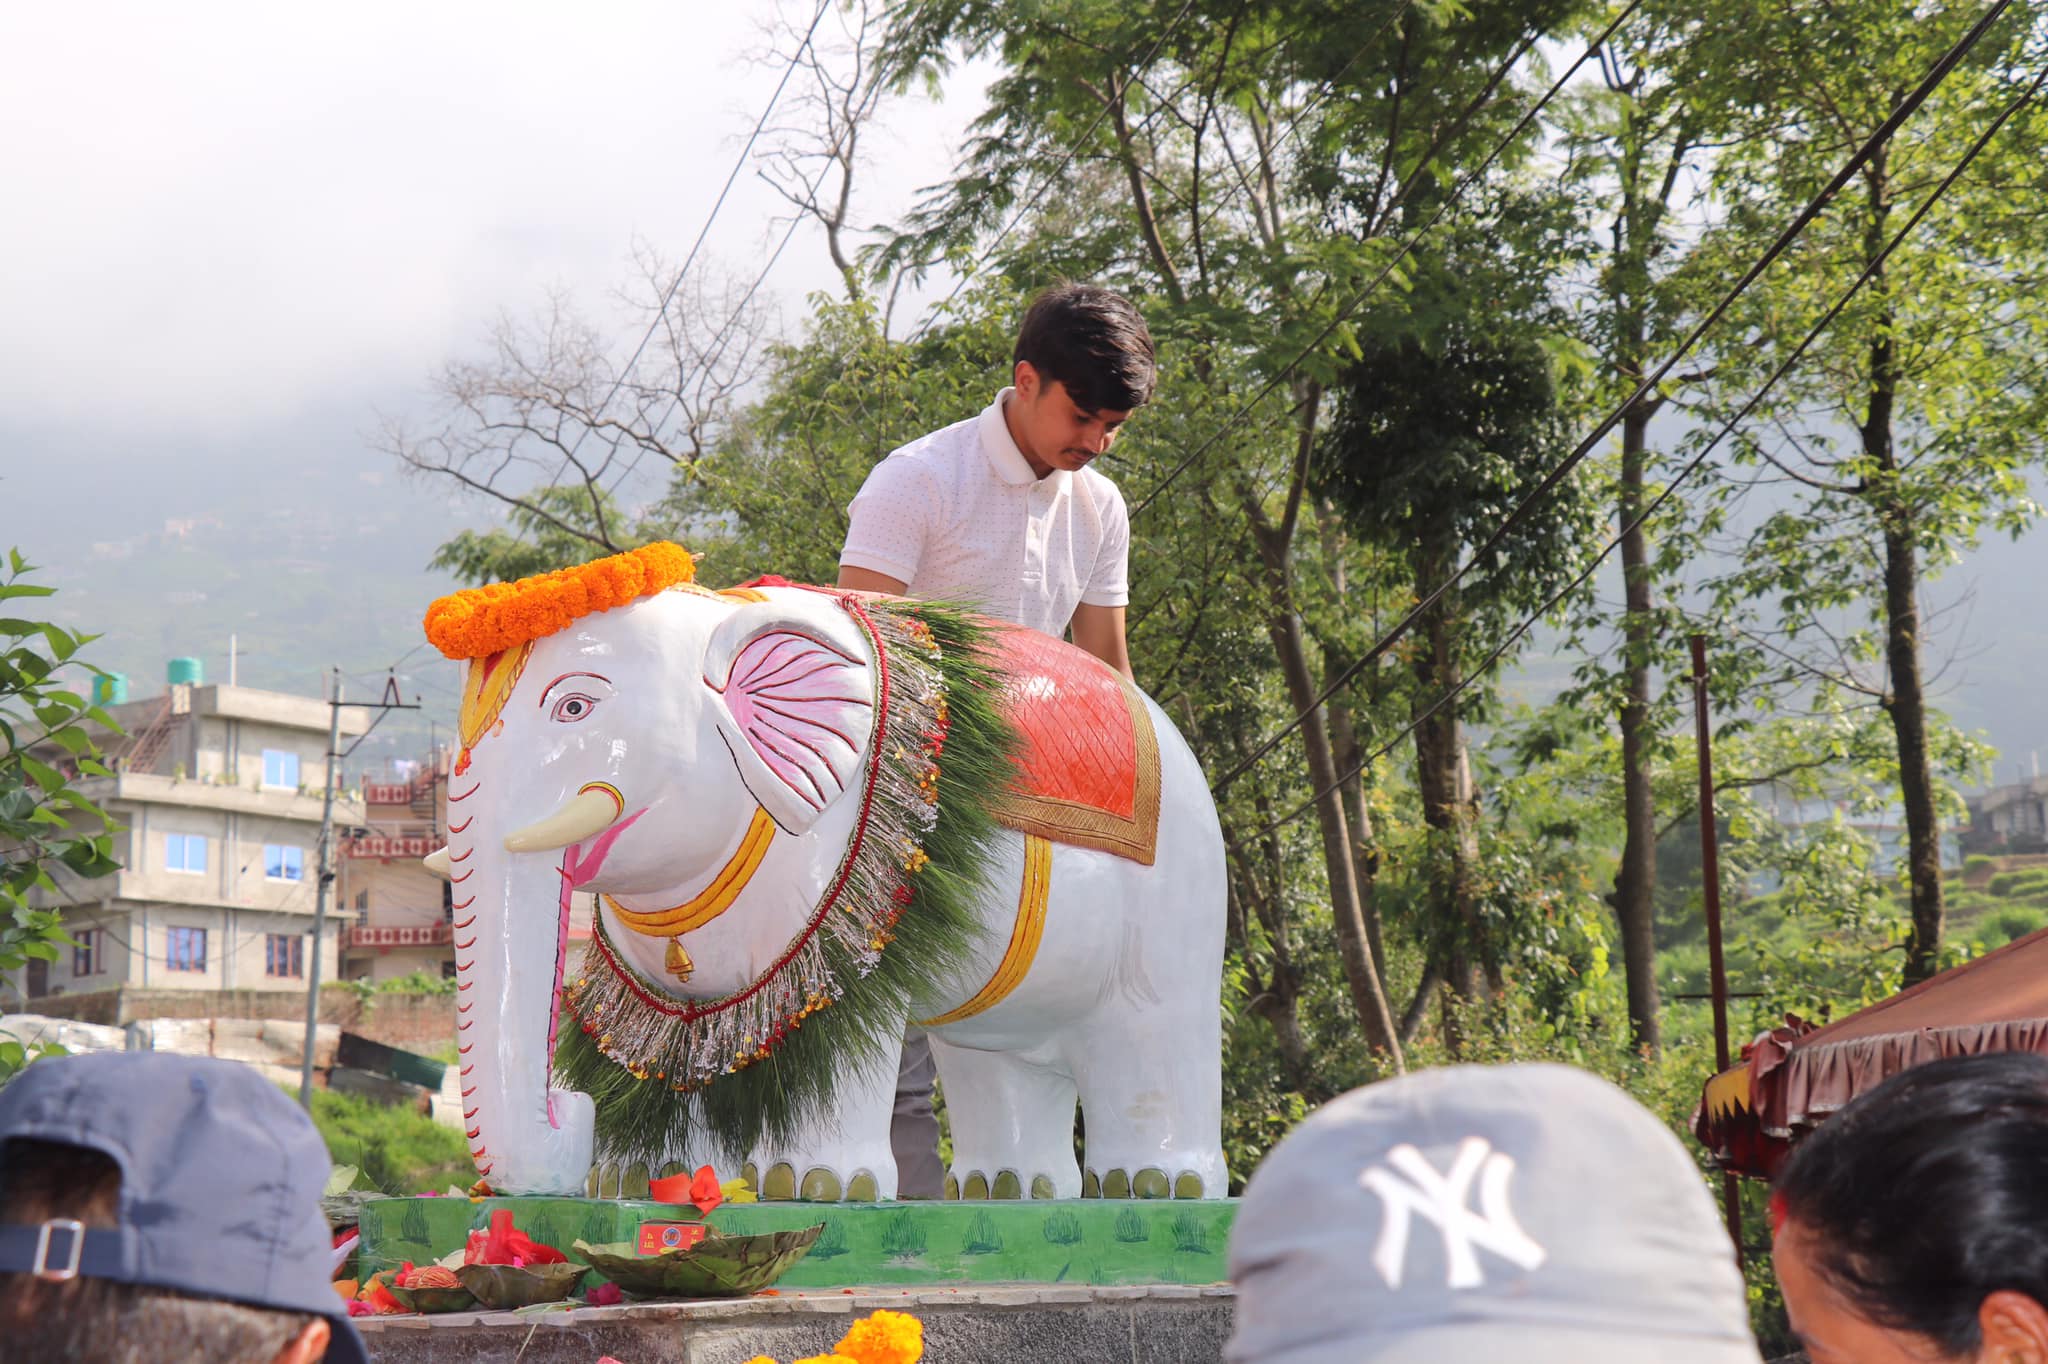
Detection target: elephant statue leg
<box><xmin>1068</xmin><ymin>1002</ymin><xmax>1227</xmax><ymax>1201</ymax></box>
<box><xmin>743</xmin><ymin>1035</ymin><xmax>903</xmax><ymax>1202</ymax></box>
<box><xmin>926</xmin><ymin>1035</ymin><xmax>1081</xmax><ymax>1201</ymax></box>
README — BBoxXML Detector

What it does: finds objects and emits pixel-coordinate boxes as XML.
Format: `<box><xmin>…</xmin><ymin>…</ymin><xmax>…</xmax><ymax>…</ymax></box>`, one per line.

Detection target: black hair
<box><xmin>1013</xmin><ymin>283</ymin><xmax>1156</xmax><ymax>413</ymax></box>
<box><xmin>1774</xmin><ymin>1050</ymin><xmax>2048</xmax><ymax>1356</ymax></box>
<box><xmin>0</xmin><ymin>1138</ymin><xmax>318</xmax><ymax>1364</ymax></box>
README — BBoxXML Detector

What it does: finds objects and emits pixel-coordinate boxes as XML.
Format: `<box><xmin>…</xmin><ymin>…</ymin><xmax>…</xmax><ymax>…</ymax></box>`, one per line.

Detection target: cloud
<box><xmin>0</xmin><ymin>1</ymin><xmax>985</xmax><ymax>435</ymax></box>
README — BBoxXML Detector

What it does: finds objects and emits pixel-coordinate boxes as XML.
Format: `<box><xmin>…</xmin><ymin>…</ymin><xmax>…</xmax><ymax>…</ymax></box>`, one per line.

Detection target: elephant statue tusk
<box><xmin>422</xmin><ymin>847</ymin><xmax>452</xmax><ymax>880</ymax></box>
<box><xmin>503</xmin><ymin>788</ymin><xmax>623</xmax><ymax>854</ymax></box>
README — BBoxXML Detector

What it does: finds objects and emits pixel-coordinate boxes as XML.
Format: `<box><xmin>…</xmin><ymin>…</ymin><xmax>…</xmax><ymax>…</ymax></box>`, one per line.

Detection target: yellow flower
<box><xmin>790</xmin><ymin>1356</ymin><xmax>858</xmax><ymax>1364</ymax></box>
<box><xmin>835</xmin><ymin>1308</ymin><xmax>924</xmax><ymax>1364</ymax></box>
<box><xmin>720</xmin><ymin>1176</ymin><xmax>758</xmax><ymax>1205</ymax></box>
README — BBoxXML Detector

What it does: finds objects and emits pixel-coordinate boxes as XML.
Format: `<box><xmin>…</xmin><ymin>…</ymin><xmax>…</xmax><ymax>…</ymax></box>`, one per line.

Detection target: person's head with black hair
<box><xmin>1773</xmin><ymin>1050</ymin><xmax>2048</xmax><ymax>1364</ymax></box>
<box><xmin>0</xmin><ymin>1053</ymin><xmax>367</xmax><ymax>1364</ymax></box>
<box><xmin>1003</xmin><ymin>283</ymin><xmax>1155</xmax><ymax>478</ymax></box>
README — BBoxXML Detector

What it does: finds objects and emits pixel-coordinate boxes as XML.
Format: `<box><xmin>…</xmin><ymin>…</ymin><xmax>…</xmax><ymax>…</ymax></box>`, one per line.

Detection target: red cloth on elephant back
<box><xmin>985</xmin><ymin>623</ymin><xmax>1161</xmax><ymax>866</ymax></box>
<box><xmin>732</xmin><ymin>580</ymin><xmax>1163</xmax><ymax>864</ymax></box>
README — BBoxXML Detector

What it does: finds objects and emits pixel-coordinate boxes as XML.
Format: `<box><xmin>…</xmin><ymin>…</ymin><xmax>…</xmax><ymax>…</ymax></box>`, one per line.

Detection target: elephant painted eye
<box><xmin>550</xmin><ymin>694</ymin><xmax>599</xmax><ymax>723</ymax></box>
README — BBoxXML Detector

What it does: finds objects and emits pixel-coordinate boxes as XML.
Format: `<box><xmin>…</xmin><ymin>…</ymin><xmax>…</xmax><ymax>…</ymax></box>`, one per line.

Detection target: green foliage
<box><xmin>1040</xmin><ymin>1210</ymin><xmax>1083</xmax><ymax>1248</ymax></box>
<box><xmin>0</xmin><ymin>550</ymin><xmax>121</xmax><ymax>1083</ymax></box>
<box><xmin>308</xmin><ymin>1088</ymin><xmax>474</xmax><ymax>1196</ymax></box>
<box><xmin>881</xmin><ymin>1209</ymin><xmax>928</xmax><ymax>1261</ymax></box>
<box><xmin>375</xmin><ymin>969</ymin><xmax>458</xmax><ymax>997</ymax></box>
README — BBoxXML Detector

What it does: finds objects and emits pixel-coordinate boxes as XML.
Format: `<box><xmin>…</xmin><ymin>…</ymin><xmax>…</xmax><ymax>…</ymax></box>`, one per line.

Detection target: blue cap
<box><xmin>1227</xmin><ymin>1064</ymin><xmax>1760</xmax><ymax>1364</ymax></box>
<box><xmin>0</xmin><ymin>1052</ymin><xmax>367</xmax><ymax>1364</ymax></box>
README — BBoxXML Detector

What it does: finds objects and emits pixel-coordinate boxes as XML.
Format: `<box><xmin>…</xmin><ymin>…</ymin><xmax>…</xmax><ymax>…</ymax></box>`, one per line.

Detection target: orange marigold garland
<box><xmin>423</xmin><ymin>542</ymin><xmax>697</xmax><ymax>660</ymax></box>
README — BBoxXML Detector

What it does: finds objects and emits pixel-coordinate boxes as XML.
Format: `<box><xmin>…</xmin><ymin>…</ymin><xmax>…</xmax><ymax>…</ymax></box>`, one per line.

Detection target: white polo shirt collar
<box><xmin>979</xmin><ymin>388</ymin><xmax>1068</xmax><ymax>489</ymax></box>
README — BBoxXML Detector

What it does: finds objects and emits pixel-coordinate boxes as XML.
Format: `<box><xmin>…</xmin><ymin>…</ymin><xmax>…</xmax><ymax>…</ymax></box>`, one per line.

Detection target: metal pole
<box><xmin>1691</xmin><ymin>634</ymin><xmax>1744</xmax><ymax>1264</ymax></box>
<box><xmin>298</xmin><ymin>669</ymin><xmax>343</xmax><ymax>1110</ymax></box>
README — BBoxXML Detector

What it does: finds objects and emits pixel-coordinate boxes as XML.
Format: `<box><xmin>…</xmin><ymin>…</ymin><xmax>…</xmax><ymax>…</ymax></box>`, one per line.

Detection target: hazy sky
<box><xmin>0</xmin><ymin>1</ymin><xmax>988</xmax><ymax>440</ymax></box>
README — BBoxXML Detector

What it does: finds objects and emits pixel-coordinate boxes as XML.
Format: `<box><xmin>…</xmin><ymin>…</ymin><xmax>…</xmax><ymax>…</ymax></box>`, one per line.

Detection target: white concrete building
<box><xmin>338</xmin><ymin>759</ymin><xmax>456</xmax><ymax>986</ymax></box>
<box><xmin>8</xmin><ymin>663</ymin><xmax>368</xmax><ymax>1005</ymax></box>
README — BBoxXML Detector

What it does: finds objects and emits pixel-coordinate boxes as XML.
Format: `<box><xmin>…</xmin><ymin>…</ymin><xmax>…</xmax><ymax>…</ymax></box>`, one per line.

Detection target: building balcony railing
<box><xmin>343</xmin><ymin>833</ymin><xmax>441</xmax><ymax>860</ymax></box>
<box><xmin>346</xmin><ymin>923</ymin><xmax>454</xmax><ymax>950</ymax></box>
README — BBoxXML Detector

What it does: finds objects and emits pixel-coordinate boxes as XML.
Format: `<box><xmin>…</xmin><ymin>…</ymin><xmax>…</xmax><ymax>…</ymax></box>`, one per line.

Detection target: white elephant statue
<box><xmin>421</xmin><ymin>543</ymin><xmax>1226</xmax><ymax>1201</ymax></box>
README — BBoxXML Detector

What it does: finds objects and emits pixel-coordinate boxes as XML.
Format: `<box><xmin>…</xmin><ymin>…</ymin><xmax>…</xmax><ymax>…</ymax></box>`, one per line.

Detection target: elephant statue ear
<box><xmin>703</xmin><ymin>603</ymin><xmax>878</xmax><ymax>833</ymax></box>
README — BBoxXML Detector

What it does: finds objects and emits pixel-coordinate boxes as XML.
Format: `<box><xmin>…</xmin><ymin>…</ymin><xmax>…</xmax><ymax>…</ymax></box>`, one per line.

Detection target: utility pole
<box><xmin>1690</xmin><ymin>634</ymin><xmax>1743</xmax><ymax>1266</ymax></box>
<box><xmin>299</xmin><ymin>669</ymin><xmax>344</xmax><ymax>1110</ymax></box>
<box><xmin>298</xmin><ymin>669</ymin><xmax>421</xmax><ymax>1110</ymax></box>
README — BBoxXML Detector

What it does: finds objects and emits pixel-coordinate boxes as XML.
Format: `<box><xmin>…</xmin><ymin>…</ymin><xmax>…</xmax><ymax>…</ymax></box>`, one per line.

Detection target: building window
<box><xmin>265</xmin><ymin>933</ymin><xmax>305</xmax><ymax>978</ymax></box>
<box><xmin>167</xmin><ymin>927</ymin><xmax>207</xmax><ymax>973</ymax></box>
<box><xmin>73</xmin><ymin>929</ymin><xmax>99</xmax><ymax>977</ymax></box>
<box><xmin>165</xmin><ymin>833</ymin><xmax>207</xmax><ymax>874</ymax></box>
<box><xmin>265</xmin><ymin>845</ymin><xmax>305</xmax><ymax>882</ymax></box>
<box><xmin>262</xmin><ymin>749</ymin><xmax>301</xmax><ymax>789</ymax></box>
<box><xmin>441</xmin><ymin>959</ymin><xmax>458</xmax><ymax>981</ymax></box>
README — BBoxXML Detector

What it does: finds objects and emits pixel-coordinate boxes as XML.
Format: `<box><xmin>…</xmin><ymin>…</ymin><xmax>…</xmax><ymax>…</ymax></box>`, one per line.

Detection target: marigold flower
<box><xmin>424</xmin><ymin>542</ymin><xmax>697</xmax><ymax>660</ymax></box>
<box><xmin>835</xmin><ymin>1308</ymin><xmax>924</xmax><ymax>1364</ymax></box>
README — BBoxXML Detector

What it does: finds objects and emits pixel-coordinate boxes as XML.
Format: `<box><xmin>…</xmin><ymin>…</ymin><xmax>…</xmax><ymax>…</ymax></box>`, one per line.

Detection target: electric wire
<box><xmin>1205</xmin><ymin>0</ymin><xmax>2018</xmax><ymax>799</ymax></box>
<box><xmin>1259</xmin><ymin>43</ymin><xmax>2048</xmax><ymax>834</ymax></box>
<box><xmin>554</xmin><ymin>0</ymin><xmax>834</xmax><ymax>493</ymax></box>
<box><xmin>1126</xmin><ymin>0</ymin><xmax>1641</xmax><ymax>520</ymax></box>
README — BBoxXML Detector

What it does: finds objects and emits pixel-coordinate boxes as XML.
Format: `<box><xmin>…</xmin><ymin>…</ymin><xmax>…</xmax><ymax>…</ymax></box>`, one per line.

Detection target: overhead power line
<box><xmin>1127</xmin><ymin>0</ymin><xmax>1643</xmax><ymax>520</ymax></box>
<box><xmin>1207</xmin><ymin>0</ymin><xmax>2019</xmax><ymax>799</ymax></box>
<box><xmin>1261</xmin><ymin>35</ymin><xmax>2047</xmax><ymax>834</ymax></box>
<box><xmin>556</xmin><ymin>0</ymin><xmax>834</xmax><ymax>488</ymax></box>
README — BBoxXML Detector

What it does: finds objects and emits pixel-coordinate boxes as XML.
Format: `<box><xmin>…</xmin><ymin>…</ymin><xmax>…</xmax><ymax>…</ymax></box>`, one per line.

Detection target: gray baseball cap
<box><xmin>0</xmin><ymin>1052</ymin><xmax>367</xmax><ymax>1364</ymax></box>
<box><xmin>1227</xmin><ymin>1063</ymin><xmax>1760</xmax><ymax>1364</ymax></box>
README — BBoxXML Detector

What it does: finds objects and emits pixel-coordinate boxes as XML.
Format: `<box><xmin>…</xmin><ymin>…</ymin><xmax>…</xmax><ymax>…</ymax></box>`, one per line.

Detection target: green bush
<box><xmin>376</xmin><ymin>969</ymin><xmax>457</xmax><ymax>997</ymax></box>
<box><xmin>308</xmin><ymin>1089</ymin><xmax>472</xmax><ymax>1195</ymax></box>
<box><xmin>1982</xmin><ymin>906</ymin><xmax>2048</xmax><ymax>947</ymax></box>
<box><xmin>1964</xmin><ymin>854</ymin><xmax>1998</xmax><ymax>878</ymax></box>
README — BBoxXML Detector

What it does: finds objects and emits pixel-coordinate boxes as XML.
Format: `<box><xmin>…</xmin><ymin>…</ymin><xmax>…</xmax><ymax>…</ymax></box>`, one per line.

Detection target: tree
<box><xmin>880</xmin><ymin>0</ymin><xmax>1588</xmax><ymax>1068</ymax></box>
<box><xmin>1320</xmin><ymin>239</ymin><xmax>1595</xmax><ymax>1037</ymax></box>
<box><xmin>0</xmin><ymin>550</ymin><xmax>120</xmax><ymax>1081</ymax></box>
<box><xmin>1694</xmin><ymin>0</ymin><xmax>2048</xmax><ymax>983</ymax></box>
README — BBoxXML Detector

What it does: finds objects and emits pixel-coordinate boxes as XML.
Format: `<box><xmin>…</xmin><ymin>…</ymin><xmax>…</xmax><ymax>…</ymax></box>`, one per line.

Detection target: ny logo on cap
<box><xmin>1358</xmin><ymin>1137</ymin><xmax>1547</xmax><ymax>1290</ymax></box>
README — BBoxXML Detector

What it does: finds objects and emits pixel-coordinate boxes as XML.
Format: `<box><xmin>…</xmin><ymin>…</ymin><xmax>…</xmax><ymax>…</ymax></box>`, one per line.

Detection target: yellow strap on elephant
<box><xmin>607</xmin><ymin>807</ymin><xmax>776</xmax><ymax>936</ymax></box>
<box><xmin>918</xmin><ymin>835</ymin><xmax>1052</xmax><ymax>1027</ymax></box>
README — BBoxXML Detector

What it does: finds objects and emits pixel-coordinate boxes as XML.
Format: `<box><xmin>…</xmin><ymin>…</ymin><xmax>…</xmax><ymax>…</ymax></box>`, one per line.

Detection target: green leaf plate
<box><xmin>454</xmin><ymin>1260</ymin><xmax>591</xmax><ymax>1309</ymax></box>
<box><xmin>572</xmin><ymin>1225</ymin><xmax>824</xmax><ymax>1299</ymax></box>
<box><xmin>384</xmin><ymin>1280</ymin><xmax>479</xmax><ymax>1314</ymax></box>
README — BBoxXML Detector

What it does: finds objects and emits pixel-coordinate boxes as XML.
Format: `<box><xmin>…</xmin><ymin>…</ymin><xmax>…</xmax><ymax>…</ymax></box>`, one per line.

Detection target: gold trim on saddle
<box><xmin>917</xmin><ymin>835</ymin><xmax>1053</xmax><ymax>1026</ymax></box>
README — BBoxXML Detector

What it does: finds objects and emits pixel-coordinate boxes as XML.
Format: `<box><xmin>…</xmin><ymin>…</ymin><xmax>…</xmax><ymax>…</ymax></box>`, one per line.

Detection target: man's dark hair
<box><xmin>1014</xmin><ymin>283</ymin><xmax>1156</xmax><ymax>413</ymax></box>
<box><xmin>1775</xmin><ymin>1051</ymin><xmax>2048</xmax><ymax>1356</ymax></box>
<box><xmin>0</xmin><ymin>1137</ymin><xmax>318</xmax><ymax>1364</ymax></box>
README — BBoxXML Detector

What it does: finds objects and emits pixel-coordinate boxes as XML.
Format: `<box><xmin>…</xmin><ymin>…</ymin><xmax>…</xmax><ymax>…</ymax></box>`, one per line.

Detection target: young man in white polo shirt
<box><xmin>837</xmin><ymin>283</ymin><xmax>1156</xmax><ymax>1194</ymax></box>
<box><xmin>836</xmin><ymin>282</ymin><xmax>1152</xmax><ymax>680</ymax></box>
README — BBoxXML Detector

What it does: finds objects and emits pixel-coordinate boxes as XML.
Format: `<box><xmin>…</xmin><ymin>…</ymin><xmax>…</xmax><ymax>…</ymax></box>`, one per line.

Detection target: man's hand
<box><xmin>838</xmin><ymin>566</ymin><xmax>910</xmax><ymax>596</ymax></box>
<box><xmin>1071</xmin><ymin>603</ymin><xmax>1134</xmax><ymax>682</ymax></box>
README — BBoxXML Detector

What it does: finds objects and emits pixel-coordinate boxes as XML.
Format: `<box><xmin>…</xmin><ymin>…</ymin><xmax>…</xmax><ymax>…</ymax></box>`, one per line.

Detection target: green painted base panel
<box><xmin>355</xmin><ymin>1197</ymin><xmax>1238</xmax><ymax>1288</ymax></box>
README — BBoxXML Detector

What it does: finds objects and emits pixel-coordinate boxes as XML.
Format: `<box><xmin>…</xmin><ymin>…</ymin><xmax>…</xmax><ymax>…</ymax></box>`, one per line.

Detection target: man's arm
<box><xmin>838</xmin><ymin>566</ymin><xmax>909</xmax><ymax>596</ymax></box>
<box><xmin>1071</xmin><ymin>603</ymin><xmax>1134</xmax><ymax>682</ymax></box>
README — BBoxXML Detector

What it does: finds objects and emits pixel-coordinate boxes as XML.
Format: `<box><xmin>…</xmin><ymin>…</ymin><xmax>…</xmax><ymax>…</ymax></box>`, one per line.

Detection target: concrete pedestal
<box><xmin>355</xmin><ymin>1283</ymin><xmax>1235</xmax><ymax>1363</ymax></box>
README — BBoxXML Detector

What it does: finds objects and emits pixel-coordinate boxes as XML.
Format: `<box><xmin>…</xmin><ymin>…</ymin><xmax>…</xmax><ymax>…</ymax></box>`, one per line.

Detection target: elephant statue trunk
<box><xmin>448</xmin><ymin>757</ymin><xmax>598</xmax><ymax>1195</ymax></box>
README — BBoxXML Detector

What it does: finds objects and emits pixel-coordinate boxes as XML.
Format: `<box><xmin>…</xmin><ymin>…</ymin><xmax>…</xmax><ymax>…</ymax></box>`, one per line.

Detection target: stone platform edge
<box><xmin>354</xmin><ymin>1282</ymin><xmax>1237</xmax><ymax>1364</ymax></box>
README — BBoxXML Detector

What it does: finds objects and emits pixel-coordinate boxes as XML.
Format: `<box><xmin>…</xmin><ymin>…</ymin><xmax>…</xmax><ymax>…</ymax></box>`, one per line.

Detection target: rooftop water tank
<box><xmin>92</xmin><ymin>673</ymin><xmax>129</xmax><ymax>706</ymax></box>
<box><xmin>166</xmin><ymin>657</ymin><xmax>204</xmax><ymax>686</ymax></box>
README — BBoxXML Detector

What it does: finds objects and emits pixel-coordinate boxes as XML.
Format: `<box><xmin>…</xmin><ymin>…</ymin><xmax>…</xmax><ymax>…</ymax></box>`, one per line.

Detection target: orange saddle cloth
<box><xmin>984</xmin><ymin>624</ymin><xmax>1161</xmax><ymax>865</ymax></box>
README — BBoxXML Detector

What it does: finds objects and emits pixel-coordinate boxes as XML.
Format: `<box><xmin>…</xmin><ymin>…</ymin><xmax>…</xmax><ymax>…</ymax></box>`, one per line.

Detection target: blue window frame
<box><xmin>262</xmin><ymin>749</ymin><xmax>300</xmax><ymax>789</ymax></box>
<box><xmin>165</xmin><ymin>832</ymin><xmax>207</xmax><ymax>874</ymax></box>
<box><xmin>167</xmin><ymin>926</ymin><xmax>206</xmax><ymax>973</ymax></box>
<box><xmin>264</xmin><ymin>845</ymin><xmax>304</xmax><ymax>882</ymax></box>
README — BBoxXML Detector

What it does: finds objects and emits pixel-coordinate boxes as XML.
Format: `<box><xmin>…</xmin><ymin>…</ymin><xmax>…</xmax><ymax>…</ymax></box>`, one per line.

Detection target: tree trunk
<box><xmin>1857</xmin><ymin>154</ymin><xmax>1943</xmax><ymax>985</ymax></box>
<box><xmin>1330</xmin><ymin>697</ymin><xmax>1388</xmax><ymax>982</ymax></box>
<box><xmin>1409</xmin><ymin>534</ymin><xmax>1485</xmax><ymax>1033</ymax></box>
<box><xmin>1612</xmin><ymin>395</ymin><xmax>1663</xmax><ymax>1052</ymax></box>
<box><xmin>1260</xmin><ymin>590</ymin><xmax>1405</xmax><ymax>1067</ymax></box>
